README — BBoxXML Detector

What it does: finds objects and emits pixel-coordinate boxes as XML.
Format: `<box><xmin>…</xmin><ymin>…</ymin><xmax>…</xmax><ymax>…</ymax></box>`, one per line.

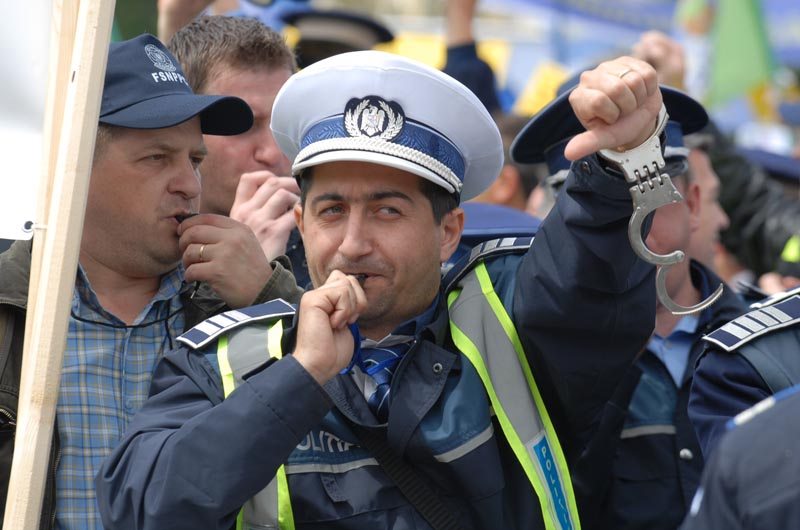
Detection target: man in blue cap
<box><xmin>98</xmin><ymin>52</ymin><xmax>675</xmax><ymax>529</ymax></box>
<box><xmin>0</xmin><ymin>34</ymin><xmax>302</xmax><ymax>528</ymax></box>
<box><xmin>513</xmin><ymin>85</ymin><xmax>746</xmax><ymax>530</ymax></box>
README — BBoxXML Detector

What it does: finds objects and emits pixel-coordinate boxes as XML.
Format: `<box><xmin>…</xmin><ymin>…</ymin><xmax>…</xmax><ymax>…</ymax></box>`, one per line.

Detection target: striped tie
<box><xmin>361</xmin><ymin>342</ymin><xmax>412</xmax><ymax>422</ymax></box>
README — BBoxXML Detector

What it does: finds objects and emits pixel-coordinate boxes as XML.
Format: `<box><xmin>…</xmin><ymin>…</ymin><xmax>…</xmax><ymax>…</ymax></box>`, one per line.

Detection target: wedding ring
<box><xmin>617</xmin><ymin>68</ymin><xmax>634</xmax><ymax>79</ymax></box>
<box><xmin>199</xmin><ymin>244</ymin><xmax>206</xmax><ymax>262</ymax></box>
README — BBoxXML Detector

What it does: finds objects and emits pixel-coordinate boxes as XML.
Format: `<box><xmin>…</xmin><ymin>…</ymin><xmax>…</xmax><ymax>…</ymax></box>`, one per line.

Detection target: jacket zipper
<box><xmin>0</xmin><ymin>406</ymin><xmax>15</xmax><ymax>429</ymax></box>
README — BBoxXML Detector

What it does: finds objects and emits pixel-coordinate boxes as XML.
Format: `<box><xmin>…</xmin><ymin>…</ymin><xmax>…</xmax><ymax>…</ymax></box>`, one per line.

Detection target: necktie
<box><xmin>361</xmin><ymin>342</ymin><xmax>411</xmax><ymax>422</ymax></box>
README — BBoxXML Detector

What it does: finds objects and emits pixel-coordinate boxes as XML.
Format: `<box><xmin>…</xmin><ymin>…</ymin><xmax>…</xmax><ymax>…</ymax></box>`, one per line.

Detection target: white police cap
<box><xmin>270</xmin><ymin>50</ymin><xmax>503</xmax><ymax>201</ymax></box>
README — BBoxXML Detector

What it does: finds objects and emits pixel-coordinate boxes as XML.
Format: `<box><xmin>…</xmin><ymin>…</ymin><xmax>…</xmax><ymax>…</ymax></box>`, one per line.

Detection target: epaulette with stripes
<box><xmin>703</xmin><ymin>289</ymin><xmax>800</xmax><ymax>352</ymax></box>
<box><xmin>177</xmin><ymin>298</ymin><xmax>296</xmax><ymax>350</ymax></box>
<box><xmin>443</xmin><ymin>236</ymin><xmax>533</xmax><ymax>294</ymax></box>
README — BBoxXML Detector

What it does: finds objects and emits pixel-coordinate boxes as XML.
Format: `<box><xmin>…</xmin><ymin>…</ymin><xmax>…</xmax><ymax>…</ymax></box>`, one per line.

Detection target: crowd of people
<box><xmin>1</xmin><ymin>0</ymin><xmax>799</xmax><ymax>529</ymax></box>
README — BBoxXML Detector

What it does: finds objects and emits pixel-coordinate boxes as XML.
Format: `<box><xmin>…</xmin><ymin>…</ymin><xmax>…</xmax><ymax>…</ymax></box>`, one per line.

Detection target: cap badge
<box><xmin>144</xmin><ymin>43</ymin><xmax>177</xmax><ymax>72</ymax></box>
<box><xmin>344</xmin><ymin>96</ymin><xmax>404</xmax><ymax>141</ymax></box>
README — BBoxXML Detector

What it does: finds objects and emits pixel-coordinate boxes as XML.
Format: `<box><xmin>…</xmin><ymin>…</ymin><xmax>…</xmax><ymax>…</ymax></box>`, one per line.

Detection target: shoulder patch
<box><xmin>703</xmin><ymin>294</ymin><xmax>800</xmax><ymax>352</ymax></box>
<box><xmin>178</xmin><ymin>298</ymin><xmax>296</xmax><ymax>350</ymax></box>
<box><xmin>443</xmin><ymin>236</ymin><xmax>533</xmax><ymax>294</ymax></box>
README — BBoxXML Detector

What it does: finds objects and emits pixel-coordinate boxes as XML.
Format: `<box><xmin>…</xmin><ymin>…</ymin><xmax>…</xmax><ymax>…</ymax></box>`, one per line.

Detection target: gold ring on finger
<box><xmin>617</xmin><ymin>68</ymin><xmax>634</xmax><ymax>79</ymax></box>
<box><xmin>199</xmin><ymin>244</ymin><xmax>206</xmax><ymax>262</ymax></box>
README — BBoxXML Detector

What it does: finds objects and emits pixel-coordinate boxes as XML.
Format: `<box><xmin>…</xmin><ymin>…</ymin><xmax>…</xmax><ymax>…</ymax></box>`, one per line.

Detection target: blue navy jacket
<box><xmin>602</xmin><ymin>262</ymin><xmax>744</xmax><ymax>530</ymax></box>
<box><xmin>96</xmin><ymin>155</ymin><xmax>656</xmax><ymax>530</ymax></box>
<box><xmin>689</xmin><ymin>290</ymin><xmax>800</xmax><ymax>457</ymax></box>
<box><xmin>681</xmin><ymin>385</ymin><xmax>800</xmax><ymax>530</ymax></box>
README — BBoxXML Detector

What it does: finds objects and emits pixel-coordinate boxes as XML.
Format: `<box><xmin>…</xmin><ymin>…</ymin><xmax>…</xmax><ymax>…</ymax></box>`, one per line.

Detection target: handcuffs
<box><xmin>598</xmin><ymin>104</ymin><xmax>723</xmax><ymax>315</ymax></box>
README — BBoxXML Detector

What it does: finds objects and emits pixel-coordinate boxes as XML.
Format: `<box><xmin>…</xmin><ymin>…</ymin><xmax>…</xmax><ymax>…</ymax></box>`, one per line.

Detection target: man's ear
<box><xmin>294</xmin><ymin>202</ymin><xmax>304</xmax><ymax>235</ymax></box>
<box><xmin>685</xmin><ymin>181</ymin><xmax>701</xmax><ymax>233</ymax></box>
<box><xmin>439</xmin><ymin>207</ymin><xmax>464</xmax><ymax>264</ymax></box>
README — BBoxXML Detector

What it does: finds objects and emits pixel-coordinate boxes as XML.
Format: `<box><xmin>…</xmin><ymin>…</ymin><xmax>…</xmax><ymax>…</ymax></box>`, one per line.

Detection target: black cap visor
<box><xmin>99</xmin><ymin>93</ymin><xmax>253</xmax><ymax>135</ymax></box>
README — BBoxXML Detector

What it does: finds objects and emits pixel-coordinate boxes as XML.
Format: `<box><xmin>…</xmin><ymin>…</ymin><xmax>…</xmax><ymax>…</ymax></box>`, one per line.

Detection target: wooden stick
<box><xmin>2</xmin><ymin>0</ymin><xmax>115</xmax><ymax>528</ymax></box>
<box><xmin>23</xmin><ymin>0</ymin><xmax>81</xmax><ymax>360</ymax></box>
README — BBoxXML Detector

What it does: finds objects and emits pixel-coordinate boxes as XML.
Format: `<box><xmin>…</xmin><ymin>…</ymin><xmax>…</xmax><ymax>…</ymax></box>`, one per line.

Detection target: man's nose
<box><xmin>338</xmin><ymin>213</ymin><xmax>373</xmax><ymax>259</ymax></box>
<box><xmin>254</xmin><ymin>126</ymin><xmax>290</xmax><ymax>173</ymax></box>
<box><xmin>170</xmin><ymin>160</ymin><xmax>202</xmax><ymax>199</ymax></box>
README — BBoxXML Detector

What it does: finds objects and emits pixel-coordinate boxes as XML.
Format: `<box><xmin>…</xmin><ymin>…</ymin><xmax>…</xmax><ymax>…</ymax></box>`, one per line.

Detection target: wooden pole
<box><xmin>2</xmin><ymin>0</ymin><xmax>115</xmax><ymax>528</ymax></box>
<box><xmin>23</xmin><ymin>0</ymin><xmax>80</xmax><ymax>356</ymax></box>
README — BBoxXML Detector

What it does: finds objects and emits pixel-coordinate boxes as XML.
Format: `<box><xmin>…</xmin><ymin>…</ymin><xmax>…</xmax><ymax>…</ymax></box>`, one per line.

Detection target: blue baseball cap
<box><xmin>510</xmin><ymin>85</ymin><xmax>708</xmax><ymax>172</ymax></box>
<box><xmin>99</xmin><ymin>34</ymin><xmax>253</xmax><ymax>135</ymax></box>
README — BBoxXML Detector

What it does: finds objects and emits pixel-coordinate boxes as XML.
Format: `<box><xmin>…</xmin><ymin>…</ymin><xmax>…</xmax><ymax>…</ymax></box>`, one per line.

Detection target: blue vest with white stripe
<box><xmin>703</xmin><ymin>287</ymin><xmax>800</xmax><ymax>393</ymax></box>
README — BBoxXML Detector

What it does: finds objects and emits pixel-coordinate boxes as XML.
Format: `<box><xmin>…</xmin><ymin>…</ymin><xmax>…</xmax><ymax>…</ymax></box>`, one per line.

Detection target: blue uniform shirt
<box><xmin>648</xmin><ymin>315</ymin><xmax>700</xmax><ymax>386</ymax></box>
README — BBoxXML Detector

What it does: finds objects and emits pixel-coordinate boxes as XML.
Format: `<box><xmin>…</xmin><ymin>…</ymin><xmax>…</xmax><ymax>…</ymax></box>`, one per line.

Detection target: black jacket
<box><xmin>0</xmin><ymin>239</ymin><xmax>303</xmax><ymax>528</ymax></box>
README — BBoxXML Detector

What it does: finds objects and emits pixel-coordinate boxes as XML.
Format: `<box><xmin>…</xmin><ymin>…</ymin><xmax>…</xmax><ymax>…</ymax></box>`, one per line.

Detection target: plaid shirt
<box><xmin>55</xmin><ymin>266</ymin><xmax>187</xmax><ymax>530</ymax></box>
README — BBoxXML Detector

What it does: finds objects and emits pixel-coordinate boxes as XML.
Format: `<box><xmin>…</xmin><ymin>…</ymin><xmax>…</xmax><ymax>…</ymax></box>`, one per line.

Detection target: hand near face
<box><xmin>229</xmin><ymin>171</ymin><xmax>300</xmax><ymax>260</ymax></box>
<box><xmin>565</xmin><ymin>57</ymin><xmax>662</xmax><ymax>161</ymax></box>
<box><xmin>292</xmin><ymin>271</ymin><xmax>368</xmax><ymax>385</ymax></box>
<box><xmin>179</xmin><ymin>214</ymin><xmax>272</xmax><ymax>308</ymax></box>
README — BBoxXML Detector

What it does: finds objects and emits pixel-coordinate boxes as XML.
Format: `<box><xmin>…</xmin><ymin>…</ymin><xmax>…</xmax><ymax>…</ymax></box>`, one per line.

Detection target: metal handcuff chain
<box><xmin>598</xmin><ymin>104</ymin><xmax>723</xmax><ymax>315</ymax></box>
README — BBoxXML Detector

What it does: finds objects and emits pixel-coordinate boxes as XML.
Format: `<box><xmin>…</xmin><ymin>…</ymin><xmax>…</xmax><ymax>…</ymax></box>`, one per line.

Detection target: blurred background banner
<box><xmin>489</xmin><ymin>0</ymin><xmax>675</xmax><ymax>31</ymax></box>
<box><xmin>0</xmin><ymin>1</ymin><xmax>51</xmax><ymax>241</ymax></box>
<box><xmin>109</xmin><ymin>0</ymin><xmax>800</xmax><ymax>128</ymax></box>
<box><xmin>706</xmin><ymin>0</ymin><xmax>775</xmax><ymax>108</ymax></box>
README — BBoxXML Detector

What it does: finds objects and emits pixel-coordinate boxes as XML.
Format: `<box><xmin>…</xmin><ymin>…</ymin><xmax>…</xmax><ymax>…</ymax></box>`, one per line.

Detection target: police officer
<box><xmin>514</xmin><ymin>86</ymin><xmax>747</xmax><ymax>530</ymax></box>
<box><xmin>685</xmin><ymin>150</ymin><xmax>800</xmax><ymax>457</ymax></box>
<box><xmin>97</xmin><ymin>51</ymin><xmax>673</xmax><ymax>530</ymax></box>
<box><xmin>690</xmin><ymin>287</ymin><xmax>800</xmax><ymax>456</ymax></box>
